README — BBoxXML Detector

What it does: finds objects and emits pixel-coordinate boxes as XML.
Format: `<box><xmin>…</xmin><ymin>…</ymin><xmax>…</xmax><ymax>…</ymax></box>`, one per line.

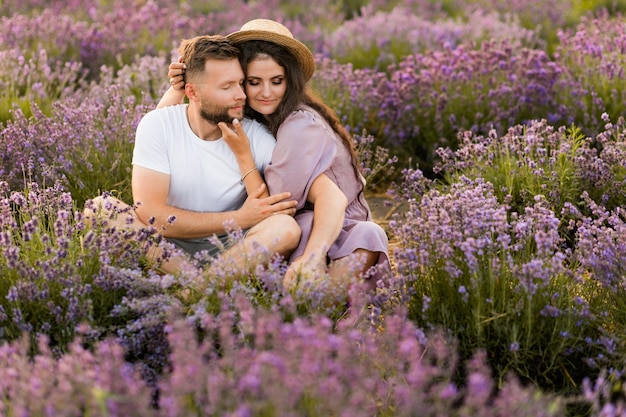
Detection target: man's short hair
<box><xmin>177</xmin><ymin>35</ymin><xmax>240</xmax><ymax>83</ymax></box>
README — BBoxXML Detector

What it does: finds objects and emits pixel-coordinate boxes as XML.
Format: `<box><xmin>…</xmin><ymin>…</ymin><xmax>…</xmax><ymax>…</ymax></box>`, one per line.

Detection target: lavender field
<box><xmin>1</xmin><ymin>0</ymin><xmax>626</xmax><ymax>415</ymax></box>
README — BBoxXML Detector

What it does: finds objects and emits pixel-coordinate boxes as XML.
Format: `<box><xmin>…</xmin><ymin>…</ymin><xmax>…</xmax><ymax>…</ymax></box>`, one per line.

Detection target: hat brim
<box><xmin>227</xmin><ymin>30</ymin><xmax>315</xmax><ymax>81</ymax></box>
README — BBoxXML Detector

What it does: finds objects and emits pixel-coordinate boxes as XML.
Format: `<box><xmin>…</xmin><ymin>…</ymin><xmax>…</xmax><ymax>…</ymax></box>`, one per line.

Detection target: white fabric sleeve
<box><xmin>132</xmin><ymin>110</ymin><xmax>171</xmax><ymax>175</ymax></box>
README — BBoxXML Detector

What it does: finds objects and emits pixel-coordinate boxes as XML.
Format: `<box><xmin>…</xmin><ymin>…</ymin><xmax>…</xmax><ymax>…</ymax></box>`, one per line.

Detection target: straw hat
<box><xmin>227</xmin><ymin>19</ymin><xmax>315</xmax><ymax>81</ymax></box>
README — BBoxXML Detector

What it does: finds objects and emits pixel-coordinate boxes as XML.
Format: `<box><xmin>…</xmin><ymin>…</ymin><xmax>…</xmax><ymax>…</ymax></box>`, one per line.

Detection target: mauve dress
<box><xmin>264</xmin><ymin>105</ymin><xmax>390</xmax><ymax>276</ymax></box>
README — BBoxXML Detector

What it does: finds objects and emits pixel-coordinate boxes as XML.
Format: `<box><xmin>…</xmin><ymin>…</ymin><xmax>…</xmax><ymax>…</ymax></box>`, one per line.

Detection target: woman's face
<box><xmin>244</xmin><ymin>56</ymin><xmax>286</xmax><ymax>117</ymax></box>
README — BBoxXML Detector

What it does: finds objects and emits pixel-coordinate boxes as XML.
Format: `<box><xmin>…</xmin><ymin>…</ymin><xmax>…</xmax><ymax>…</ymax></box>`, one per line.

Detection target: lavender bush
<box><xmin>313</xmin><ymin>39</ymin><xmax>570</xmax><ymax>174</ymax></box>
<box><xmin>388</xmin><ymin>175</ymin><xmax>600</xmax><ymax>393</ymax></box>
<box><xmin>576</xmin><ymin>114</ymin><xmax>626</xmax><ymax>212</ymax></box>
<box><xmin>0</xmin><ymin>60</ymin><xmax>159</xmax><ymax>207</ymax></box>
<box><xmin>0</xmin><ymin>292</ymin><xmax>566</xmax><ymax>417</ymax></box>
<box><xmin>0</xmin><ymin>181</ymin><xmax>180</xmax><ymax>386</ymax></box>
<box><xmin>156</xmin><ymin>295</ymin><xmax>566</xmax><ymax>417</ymax></box>
<box><xmin>436</xmin><ymin>114</ymin><xmax>626</xmax><ymax>217</ymax></box>
<box><xmin>434</xmin><ymin>119</ymin><xmax>585</xmax><ymax>217</ymax></box>
<box><xmin>0</xmin><ymin>333</ymin><xmax>157</xmax><ymax>416</ymax></box>
<box><xmin>388</xmin><ymin>117</ymin><xmax>626</xmax><ymax>399</ymax></box>
<box><xmin>325</xmin><ymin>5</ymin><xmax>540</xmax><ymax>69</ymax></box>
<box><xmin>0</xmin><ymin>46</ymin><xmax>85</xmax><ymax>122</ymax></box>
<box><xmin>555</xmin><ymin>13</ymin><xmax>626</xmax><ymax>136</ymax></box>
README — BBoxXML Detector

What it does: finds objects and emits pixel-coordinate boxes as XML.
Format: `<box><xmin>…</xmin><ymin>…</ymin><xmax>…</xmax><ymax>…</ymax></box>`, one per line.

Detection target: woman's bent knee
<box><xmin>273</xmin><ymin>214</ymin><xmax>301</xmax><ymax>247</ymax></box>
<box><xmin>252</xmin><ymin>214</ymin><xmax>301</xmax><ymax>251</ymax></box>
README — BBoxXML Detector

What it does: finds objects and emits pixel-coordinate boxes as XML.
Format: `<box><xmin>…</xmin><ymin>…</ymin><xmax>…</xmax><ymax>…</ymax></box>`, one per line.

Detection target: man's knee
<box><xmin>82</xmin><ymin>195</ymin><xmax>136</xmax><ymax>228</ymax></box>
<box><xmin>82</xmin><ymin>196</ymin><xmax>107</xmax><ymax>225</ymax></box>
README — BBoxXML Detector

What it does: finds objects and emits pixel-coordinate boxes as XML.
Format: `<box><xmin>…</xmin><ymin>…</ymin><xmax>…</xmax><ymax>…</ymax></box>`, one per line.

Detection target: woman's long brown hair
<box><xmin>238</xmin><ymin>40</ymin><xmax>364</xmax><ymax>187</ymax></box>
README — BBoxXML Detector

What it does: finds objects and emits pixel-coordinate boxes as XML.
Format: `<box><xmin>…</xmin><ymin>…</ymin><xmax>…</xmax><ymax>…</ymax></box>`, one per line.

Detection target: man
<box><xmin>85</xmin><ymin>35</ymin><xmax>300</xmax><ymax>275</ymax></box>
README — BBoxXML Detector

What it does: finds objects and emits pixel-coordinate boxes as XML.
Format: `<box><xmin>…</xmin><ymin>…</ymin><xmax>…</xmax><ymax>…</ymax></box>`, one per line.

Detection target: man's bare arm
<box><xmin>132</xmin><ymin>165</ymin><xmax>296</xmax><ymax>238</ymax></box>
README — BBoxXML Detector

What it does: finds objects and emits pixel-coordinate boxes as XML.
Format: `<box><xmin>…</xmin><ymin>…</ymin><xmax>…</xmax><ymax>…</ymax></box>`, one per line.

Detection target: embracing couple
<box><xmin>85</xmin><ymin>19</ymin><xmax>390</xmax><ymax>291</ymax></box>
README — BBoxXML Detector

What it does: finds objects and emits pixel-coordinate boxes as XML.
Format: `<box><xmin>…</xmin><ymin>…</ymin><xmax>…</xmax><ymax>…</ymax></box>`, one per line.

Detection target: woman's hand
<box><xmin>157</xmin><ymin>58</ymin><xmax>187</xmax><ymax>109</ymax></box>
<box><xmin>217</xmin><ymin>118</ymin><xmax>251</xmax><ymax>157</ymax></box>
<box><xmin>218</xmin><ymin>119</ymin><xmax>270</xmax><ymax>198</ymax></box>
<box><xmin>168</xmin><ymin>57</ymin><xmax>186</xmax><ymax>90</ymax></box>
<box><xmin>283</xmin><ymin>253</ymin><xmax>327</xmax><ymax>290</ymax></box>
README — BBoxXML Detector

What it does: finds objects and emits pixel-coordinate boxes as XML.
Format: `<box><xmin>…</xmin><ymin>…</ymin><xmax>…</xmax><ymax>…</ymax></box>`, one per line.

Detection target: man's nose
<box><xmin>235</xmin><ymin>84</ymin><xmax>246</xmax><ymax>100</ymax></box>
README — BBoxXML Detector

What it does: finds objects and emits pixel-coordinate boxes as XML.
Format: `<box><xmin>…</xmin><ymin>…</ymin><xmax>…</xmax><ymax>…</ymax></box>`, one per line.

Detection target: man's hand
<box><xmin>237</xmin><ymin>184</ymin><xmax>297</xmax><ymax>229</ymax></box>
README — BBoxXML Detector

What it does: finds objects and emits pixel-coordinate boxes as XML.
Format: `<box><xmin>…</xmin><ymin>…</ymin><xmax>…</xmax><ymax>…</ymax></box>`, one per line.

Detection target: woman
<box><xmin>160</xmin><ymin>19</ymin><xmax>389</xmax><ymax>288</ymax></box>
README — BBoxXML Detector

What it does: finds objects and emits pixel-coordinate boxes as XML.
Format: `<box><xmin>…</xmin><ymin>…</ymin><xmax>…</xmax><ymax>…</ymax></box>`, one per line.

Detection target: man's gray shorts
<box><xmin>166</xmin><ymin>233</ymin><xmax>233</xmax><ymax>261</ymax></box>
<box><xmin>166</xmin><ymin>229</ymin><xmax>249</xmax><ymax>264</ymax></box>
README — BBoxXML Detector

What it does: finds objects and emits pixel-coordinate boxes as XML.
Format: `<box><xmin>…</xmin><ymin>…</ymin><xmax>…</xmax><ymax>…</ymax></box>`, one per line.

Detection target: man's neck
<box><xmin>186</xmin><ymin>105</ymin><xmax>222</xmax><ymax>141</ymax></box>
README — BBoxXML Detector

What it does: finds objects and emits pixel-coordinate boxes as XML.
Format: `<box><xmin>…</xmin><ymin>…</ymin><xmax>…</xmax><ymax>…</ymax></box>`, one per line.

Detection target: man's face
<box><xmin>192</xmin><ymin>58</ymin><xmax>246</xmax><ymax>125</ymax></box>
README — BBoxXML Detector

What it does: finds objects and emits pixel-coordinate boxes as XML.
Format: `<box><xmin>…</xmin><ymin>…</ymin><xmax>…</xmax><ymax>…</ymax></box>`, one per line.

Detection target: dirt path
<box><xmin>366</xmin><ymin>193</ymin><xmax>408</xmax><ymax>232</ymax></box>
<box><xmin>365</xmin><ymin>194</ymin><xmax>408</xmax><ymax>256</ymax></box>
<box><xmin>366</xmin><ymin>194</ymin><xmax>408</xmax><ymax>267</ymax></box>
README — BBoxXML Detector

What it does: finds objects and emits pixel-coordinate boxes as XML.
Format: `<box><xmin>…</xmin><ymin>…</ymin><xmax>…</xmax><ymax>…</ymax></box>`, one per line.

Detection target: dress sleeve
<box><xmin>265</xmin><ymin>109</ymin><xmax>337</xmax><ymax>210</ymax></box>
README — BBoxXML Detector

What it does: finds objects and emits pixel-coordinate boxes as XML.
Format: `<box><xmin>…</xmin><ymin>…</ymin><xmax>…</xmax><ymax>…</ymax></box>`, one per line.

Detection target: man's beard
<box><xmin>199</xmin><ymin>99</ymin><xmax>244</xmax><ymax>125</ymax></box>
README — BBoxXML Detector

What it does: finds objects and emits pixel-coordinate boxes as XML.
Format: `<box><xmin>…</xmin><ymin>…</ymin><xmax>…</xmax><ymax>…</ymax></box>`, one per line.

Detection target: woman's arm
<box><xmin>300</xmin><ymin>173</ymin><xmax>347</xmax><ymax>257</ymax></box>
<box><xmin>156</xmin><ymin>61</ymin><xmax>186</xmax><ymax>108</ymax></box>
<box><xmin>218</xmin><ymin>119</ymin><xmax>270</xmax><ymax>198</ymax></box>
<box><xmin>284</xmin><ymin>173</ymin><xmax>347</xmax><ymax>287</ymax></box>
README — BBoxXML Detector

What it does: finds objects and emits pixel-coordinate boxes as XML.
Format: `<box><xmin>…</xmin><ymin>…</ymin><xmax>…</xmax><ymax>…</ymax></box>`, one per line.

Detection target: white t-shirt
<box><xmin>132</xmin><ymin>104</ymin><xmax>275</xmax><ymax>212</ymax></box>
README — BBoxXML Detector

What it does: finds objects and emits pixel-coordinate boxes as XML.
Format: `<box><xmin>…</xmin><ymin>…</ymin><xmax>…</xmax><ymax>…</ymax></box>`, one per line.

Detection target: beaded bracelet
<box><xmin>240</xmin><ymin>167</ymin><xmax>258</xmax><ymax>184</ymax></box>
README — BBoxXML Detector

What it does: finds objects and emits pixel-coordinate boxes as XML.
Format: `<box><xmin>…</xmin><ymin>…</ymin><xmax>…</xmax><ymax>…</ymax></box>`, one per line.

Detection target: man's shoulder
<box><xmin>136</xmin><ymin>105</ymin><xmax>188</xmax><ymax>142</ymax></box>
<box><xmin>142</xmin><ymin>104</ymin><xmax>186</xmax><ymax>121</ymax></box>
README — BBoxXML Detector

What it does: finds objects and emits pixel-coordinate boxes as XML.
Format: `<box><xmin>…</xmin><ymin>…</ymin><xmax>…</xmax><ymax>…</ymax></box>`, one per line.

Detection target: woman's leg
<box><xmin>327</xmin><ymin>249</ymin><xmax>380</xmax><ymax>281</ymax></box>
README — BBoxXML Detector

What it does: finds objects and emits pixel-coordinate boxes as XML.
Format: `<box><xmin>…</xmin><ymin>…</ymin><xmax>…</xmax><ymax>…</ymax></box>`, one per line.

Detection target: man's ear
<box><xmin>185</xmin><ymin>83</ymin><xmax>199</xmax><ymax>102</ymax></box>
